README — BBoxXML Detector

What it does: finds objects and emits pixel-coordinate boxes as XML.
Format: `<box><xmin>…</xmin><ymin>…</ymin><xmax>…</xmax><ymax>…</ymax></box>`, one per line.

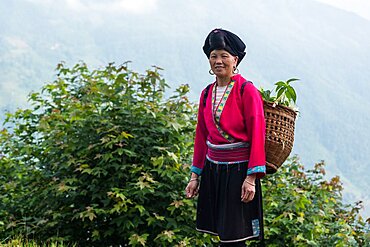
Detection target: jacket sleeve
<box><xmin>190</xmin><ymin>89</ymin><xmax>209</xmax><ymax>176</ymax></box>
<box><xmin>242</xmin><ymin>83</ymin><xmax>266</xmax><ymax>179</ymax></box>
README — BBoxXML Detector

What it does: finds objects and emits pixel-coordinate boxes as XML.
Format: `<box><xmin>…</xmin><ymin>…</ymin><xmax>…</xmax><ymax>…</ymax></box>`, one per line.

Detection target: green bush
<box><xmin>0</xmin><ymin>237</ymin><xmax>76</xmax><ymax>247</ymax></box>
<box><xmin>253</xmin><ymin>157</ymin><xmax>370</xmax><ymax>246</ymax></box>
<box><xmin>1</xmin><ymin>62</ymin><xmax>368</xmax><ymax>246</ymax></box>
<box><xmin>0</xmin><ymin>62</ymin><xmax>215</xmax><ymax>246</ymax></box>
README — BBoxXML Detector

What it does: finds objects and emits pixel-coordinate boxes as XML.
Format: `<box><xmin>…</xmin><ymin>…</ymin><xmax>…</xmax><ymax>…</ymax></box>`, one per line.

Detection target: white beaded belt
<box><xmin>206</xmin><ymin>140</ymin><xmax>250</xmax><ymax>150</ymax></box>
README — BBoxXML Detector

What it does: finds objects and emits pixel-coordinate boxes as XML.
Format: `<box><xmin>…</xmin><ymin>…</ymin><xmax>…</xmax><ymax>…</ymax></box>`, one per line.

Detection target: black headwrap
<box><xmin>203</xmin><ymin>28</ymin><xmax>246</xmax><ymax>66</ymax></box>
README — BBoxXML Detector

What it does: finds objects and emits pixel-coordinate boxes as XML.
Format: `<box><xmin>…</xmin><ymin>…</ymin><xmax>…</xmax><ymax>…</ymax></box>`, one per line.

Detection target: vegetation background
<box><xmin>1</xmin><ymin>0</ymin><xmax>370</xmax><ymax>245</ymax></box>
<box><xmin>0</xmin><ymin>63</ymin><xmax>369</xmax><ymax>246</ymax></box>
<box><xmin>1</xmin><ymin>0</ymin><xmax>370</xmax><ymax>218</ymax></box>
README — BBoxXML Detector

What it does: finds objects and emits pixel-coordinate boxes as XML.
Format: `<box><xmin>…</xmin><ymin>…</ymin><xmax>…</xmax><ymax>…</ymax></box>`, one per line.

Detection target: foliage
<box><xmin>0</xmin><ymin>62</ymin><xmax>369</xmax><ymax>246</ymax></box>
<box><xmin>259</xmin><ymin>78</ymin><xmax>299</xmax><ymax>108</ymax></box>
<box><xmin>1</xmin><ymin>237</ymin><xmax>76</xmax><ymax>247</ymax></box>
<box><xmin>0</xmin><ymin>62</ymin><xmax>215</xmax><ymax>246</ymax></box>
<box><xmin>249</xmin><ymin>157</ymin><xmax>370</xmax><ymax>247</ymax></box>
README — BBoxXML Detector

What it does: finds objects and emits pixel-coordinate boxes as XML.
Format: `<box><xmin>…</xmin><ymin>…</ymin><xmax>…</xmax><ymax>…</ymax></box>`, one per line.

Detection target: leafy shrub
<box><xmin>0</xmin><ymin>62</ymin><xmax>368</xmax><ymax>246</ymax></box>
<box><xmin>251</xmin><ymin>157</ymin><xmax>370</xmax><ymax>246</ymax></box>
<box><xmin>1</xmin><ymin>237</ymin><xmax>76</xmax><ymax>247</ymax></box>
<box><xmin>0</xmin><ymin>62</ymin><xmax>214</xmax><ymax>246</ymax></box>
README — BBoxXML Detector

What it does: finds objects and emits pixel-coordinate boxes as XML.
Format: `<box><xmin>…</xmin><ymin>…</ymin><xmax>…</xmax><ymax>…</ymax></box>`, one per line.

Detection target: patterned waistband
<box><xmin>206</xmin><ymin>140</ymin><xmax>250</xmax><ymax>150</ymax></box>
<box><xmin>206</xmin><ymin>140</ymin><xmax>250</xmax><ymax>163</ymax></box>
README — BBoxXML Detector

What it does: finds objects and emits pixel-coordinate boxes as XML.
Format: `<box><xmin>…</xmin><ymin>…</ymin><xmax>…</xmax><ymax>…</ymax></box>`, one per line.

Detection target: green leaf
<box><xmin>274</xmin><ymin>81</ymin><xmax>286</xmax><ymax>87</ymax></box>
<box><xmin>287</xmin><ymin>86</ymin><xmax>297</xmax><ymax>103</ymax></box>
<box><xmin>287</xmin><ymin>78</ymin><xmax>300</xmax><ymax>84</ymax></box>
<box><xmin>276</xmin><ymin>88</ymin><xmax>285</xmax><ymax>99</ymax></box>
<box><xmin>285</xmin><ymin>89</ymin><xmax>293</xmax><ymax>102</ymax></box>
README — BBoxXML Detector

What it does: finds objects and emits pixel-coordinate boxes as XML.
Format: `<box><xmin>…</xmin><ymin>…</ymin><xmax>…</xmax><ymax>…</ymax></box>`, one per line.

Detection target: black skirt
<box><xmin>196</xmin><ymin>159</ymin><xmax>264</xmax><ymax>243</ymax></box>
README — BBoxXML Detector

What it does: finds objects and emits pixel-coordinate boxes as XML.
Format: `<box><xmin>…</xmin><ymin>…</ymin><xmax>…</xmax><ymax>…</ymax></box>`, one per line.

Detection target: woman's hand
<box><xmin>241</xmin><ymin>174</ymin><xmax>256</xmax><ymax>203</ymax></box>
<box><xmin>185</xmin><ymin>175</ymin><xmax>199</xmax><ymax>198</ymax></box>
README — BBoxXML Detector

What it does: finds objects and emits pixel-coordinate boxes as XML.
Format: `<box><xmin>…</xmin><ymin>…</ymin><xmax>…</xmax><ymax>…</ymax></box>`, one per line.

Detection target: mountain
<box><xmin>1</xmin><ymin>0</ymin><xmax>369</xmax><ymax>218</ymax></box>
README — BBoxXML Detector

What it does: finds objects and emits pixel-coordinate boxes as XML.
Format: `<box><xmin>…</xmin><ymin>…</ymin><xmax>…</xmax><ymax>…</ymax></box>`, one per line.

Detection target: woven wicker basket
<box><xmin>264</xmin><ymin>101</ymin><xmax>297</xmax><ymax>174</ymax></box>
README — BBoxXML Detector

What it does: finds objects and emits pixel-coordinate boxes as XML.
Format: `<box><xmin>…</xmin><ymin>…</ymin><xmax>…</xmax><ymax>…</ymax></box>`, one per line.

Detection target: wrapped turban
<box><xmin>203</xmin><ymin>28</ymin><xmax>246</xmax><ymax>66</ymax></box>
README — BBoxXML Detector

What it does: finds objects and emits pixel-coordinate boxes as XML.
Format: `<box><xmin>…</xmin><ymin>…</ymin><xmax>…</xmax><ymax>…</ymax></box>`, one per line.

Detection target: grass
<box><xmin>0</xmin><ymin>238</ymin><xmax>76</xmax><ymax>247</ymax></box>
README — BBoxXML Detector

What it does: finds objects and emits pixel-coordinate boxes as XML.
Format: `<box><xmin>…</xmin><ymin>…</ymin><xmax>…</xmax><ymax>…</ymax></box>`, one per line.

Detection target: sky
<box><xmin>25</xmin><ymin>0</ymin><xmax>159</xmax><ymax>14</ymax></box>
<box><xmin>316</xmin><ymin>0</ymin><xmax>370</xmax><ymax>20</ymax></box>
<box><xmin>24</xmin><ymin>0</ymin><xmax>370</xmax><ymax>20</ymax></box>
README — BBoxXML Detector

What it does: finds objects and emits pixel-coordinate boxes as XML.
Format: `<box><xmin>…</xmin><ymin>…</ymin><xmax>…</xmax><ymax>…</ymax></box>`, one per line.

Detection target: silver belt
<box><xmin>206</xmin><ymin>140</ymin><xmax>250</xmax><ymax>150</ymax></box>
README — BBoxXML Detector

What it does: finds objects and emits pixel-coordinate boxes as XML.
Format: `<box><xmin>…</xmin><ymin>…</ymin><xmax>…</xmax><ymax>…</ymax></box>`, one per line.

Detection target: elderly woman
<box><xmin>185</xmin><ymin>28</ymin><xmax>266</xmax><ymax>247</ymax></box>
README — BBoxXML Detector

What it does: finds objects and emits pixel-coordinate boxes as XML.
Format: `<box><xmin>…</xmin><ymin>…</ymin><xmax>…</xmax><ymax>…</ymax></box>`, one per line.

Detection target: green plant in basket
<box><xmin>259</xmin><ymin>78</ymin><xmax>299</xmax><ymax>173</ymax></box>
<box><xmin>259</xmin><ymin>78</ymin><xmax>299</xmax><ymax>109</ymax></box>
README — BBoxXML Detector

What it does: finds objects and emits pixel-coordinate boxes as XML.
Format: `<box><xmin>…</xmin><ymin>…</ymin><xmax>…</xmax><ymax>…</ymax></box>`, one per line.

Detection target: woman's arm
<box><xmin>186</xmin><ymin>88</ymin><xmax>209</xmax><ymax>198</ymax></box>
<box><xmin>190</xmin><ymin>88</ymin><xmax>209</xmax><ymax>176</ymax></box>
<box><xmin>242</xmin><ymin>82</ymin><xmax>266</xmax><ymax>179</ymax></box>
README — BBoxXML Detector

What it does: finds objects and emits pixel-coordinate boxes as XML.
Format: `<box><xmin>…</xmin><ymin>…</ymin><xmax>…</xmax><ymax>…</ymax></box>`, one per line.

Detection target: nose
<box><xmin>215</xmin><ymin>57</ymin><xmax>223</xmax><ymax>64</ymax></box>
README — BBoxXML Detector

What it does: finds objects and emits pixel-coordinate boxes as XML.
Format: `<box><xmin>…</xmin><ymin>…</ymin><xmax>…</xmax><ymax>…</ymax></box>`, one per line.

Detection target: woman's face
<box><xmin>209</xmin><ymin>50</ymin><xmax>238</xmax><ymax>78</ymax></box>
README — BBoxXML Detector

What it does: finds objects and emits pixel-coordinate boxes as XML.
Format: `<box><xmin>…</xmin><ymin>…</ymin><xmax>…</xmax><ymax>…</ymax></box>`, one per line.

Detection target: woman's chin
<box><xmin>214</xmin><ymin>72</ymin><xmax>231</xmax><ymax>78</ymax></box>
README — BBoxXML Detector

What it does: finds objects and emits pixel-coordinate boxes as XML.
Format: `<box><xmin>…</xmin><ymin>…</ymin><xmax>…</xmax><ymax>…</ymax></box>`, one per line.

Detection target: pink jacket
<box><xmin>191</xmin><ymin>74</ymin><xmax>266</xmax><ymax>178</ymax></box>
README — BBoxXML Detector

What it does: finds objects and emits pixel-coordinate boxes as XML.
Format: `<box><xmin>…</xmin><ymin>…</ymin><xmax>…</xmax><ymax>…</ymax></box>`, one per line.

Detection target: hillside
<box><xmin>0</xmin><ymin>0</ymin><xmax>369</xmax><ymax>217</ymax></box>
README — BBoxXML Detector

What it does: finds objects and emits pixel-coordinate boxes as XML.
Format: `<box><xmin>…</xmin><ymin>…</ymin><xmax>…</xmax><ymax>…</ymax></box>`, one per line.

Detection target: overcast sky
<box><xmin>316</xmin><ymin>0</ymin><xmax>370</xmax><ymax>20</ymax></box>
<box><xmin>24</xmin><ymin>0</ymin><xmax>370</xmax><ymax>20</ymax></box>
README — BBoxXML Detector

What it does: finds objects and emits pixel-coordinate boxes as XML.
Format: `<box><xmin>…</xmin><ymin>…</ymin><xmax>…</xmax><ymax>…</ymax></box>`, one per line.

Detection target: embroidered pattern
<box><xmin>251</xmin><ymin>219</ymin><xmax>260</xmax><ymax>236</ymax></box>
<box><xmin>190</xmin><ymin>166</ymin><xmax>203</xmax><ymax>175</ymax></box>
<box><xmin>206</xmin><ymin>156</ymin><xmax>248</xmax><ymax>165</ymax></box>
<box><xmin>206</xmin><ymin>140</ymin><xmax>250</xmax><ymax>150</ymax></box>
<box><xmin>247</xmin><ymin>165</ymin><xmax>266</xmax><ymax>175</ymax></box>
<box><xmin>212</xmin><ymin>80</ymin><xmax>235</xmax><ymax>142</ymax></box>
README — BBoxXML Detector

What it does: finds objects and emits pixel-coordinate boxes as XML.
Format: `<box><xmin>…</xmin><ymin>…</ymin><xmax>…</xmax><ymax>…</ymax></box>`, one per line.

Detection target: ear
<box><xmin>234</xmin><ymin>56</ymin><xmax>239</xmax><ymax>66</ymax></box>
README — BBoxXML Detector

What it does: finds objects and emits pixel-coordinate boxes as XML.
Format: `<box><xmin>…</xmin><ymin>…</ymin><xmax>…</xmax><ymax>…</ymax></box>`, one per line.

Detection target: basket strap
<box><xmin>240</xmin><ymin>80</ymin><xmax>253</xmax><ymax>96</ymax></box>
<box><xmin>203</xmin><ymin>83</ymin><xmax>213</xmax><ymax>107</ymax></box>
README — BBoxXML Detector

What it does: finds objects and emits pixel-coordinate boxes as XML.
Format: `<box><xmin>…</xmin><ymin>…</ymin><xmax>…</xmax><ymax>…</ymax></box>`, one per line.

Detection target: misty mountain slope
<box><xmin>0</xmin><ymin>0</ymin><xmax>369</xmax><ymax>216</ymax></box>
<box><xmin>233</xmin><ymin>1</ymin><xmax>370</xmax><ymax>205</ymax></box>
